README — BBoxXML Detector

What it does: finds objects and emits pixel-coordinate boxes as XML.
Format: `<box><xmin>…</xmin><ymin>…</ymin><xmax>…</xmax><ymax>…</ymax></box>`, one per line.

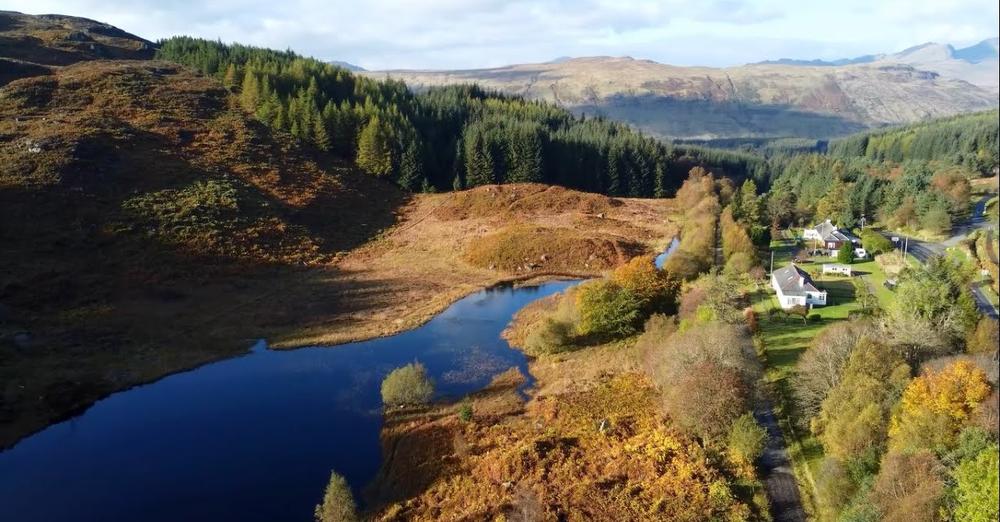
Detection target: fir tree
<box><xmin>398</xmin><ymin>140</ymin><xmax>424</xmax><ymax>191</ymax></box>
<box><xmin>356</xmin><ymin>116</ymin><xmax>394</xmax><ymax>177</ymax></box>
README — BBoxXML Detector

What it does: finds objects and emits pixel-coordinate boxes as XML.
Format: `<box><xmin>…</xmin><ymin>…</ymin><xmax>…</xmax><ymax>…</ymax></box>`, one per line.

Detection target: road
<box><xmin>882</xmin><ymin>194</ymin><xmax>999</xmax><ymax>319</ymax></box>
<box><xmin>754</xmin><ymin>403</ymin><xmax>807</xmax><ymax>522</ymax></box>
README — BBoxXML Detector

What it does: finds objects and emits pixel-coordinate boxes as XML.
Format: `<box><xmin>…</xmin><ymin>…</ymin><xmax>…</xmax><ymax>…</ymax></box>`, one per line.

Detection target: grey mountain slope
<box><xmin>366</xmin><ymin>55</ymin><xmax>998</xmax><ymax>140</ymax></box>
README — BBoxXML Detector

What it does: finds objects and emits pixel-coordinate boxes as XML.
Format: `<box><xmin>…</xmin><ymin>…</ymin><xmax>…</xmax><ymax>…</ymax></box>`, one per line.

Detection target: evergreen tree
<box><xmin>356</xmin><ymin>116</ymin><xmax>394</xmax><ymax>177</ymax></box>
<box><xmin>313</xmin><ymin>115</ymin><xmax>331</xmax><ymax>152</ymax></box>
<box><xmin>222</xmin><ymin>63</ymin><xmax>239</xmax><ymax>90</ymax></box>
<box><xmin>239</xmin><ymin>70</ymin><xmax>259</xmax><ymax>112</ymax></box>
<box><xmin>398</xmin><ymin>140</ymin><xmax>424</xmax><ymax>191</ymax></box>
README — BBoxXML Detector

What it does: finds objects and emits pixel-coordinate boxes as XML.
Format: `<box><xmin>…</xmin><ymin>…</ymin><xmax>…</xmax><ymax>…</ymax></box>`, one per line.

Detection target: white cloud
<box><xmin>4</xmin><ymin>0</ymin><xmax>998</xmax><ymax>68</ymax></box>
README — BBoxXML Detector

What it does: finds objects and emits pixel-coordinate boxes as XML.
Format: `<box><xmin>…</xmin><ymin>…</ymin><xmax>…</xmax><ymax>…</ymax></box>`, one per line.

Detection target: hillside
<box><xmin>0</xmin><ymin>13</ymin><xmax>678</xmax><ymax>448</ymax></box>
<box><xmin>366</xmin><ymin>55</ymin><xmax>998</xmax><ymax>141</ymax></box>
<box><xmin>0</xmin><ymin>10</ymin><xmax>154</xmax><ymax>85</ymax></box>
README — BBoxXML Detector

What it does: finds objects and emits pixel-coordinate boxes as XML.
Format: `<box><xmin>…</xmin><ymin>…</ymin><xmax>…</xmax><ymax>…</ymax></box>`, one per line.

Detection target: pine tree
<box><xmin>463</xmin><ymin>126</ymin><xmax>495</xmax><ymax>187</ymax></box>
<box><xmin>356</xmin><ymin>116</ymin><xmax>394</xmax><ymax>177</ymax></box>
<box><xmin>398</xmin><ymin>140</ymin><xmax>424</xmax><ymax>191</ymax></box>
<box><xmin>222</xmin><ymin>63</ymin><xmax>239</xmax><ymax>90</ymax></box>
<box><xmin>313</xmin><ymin>115</ymin><xmax>331</xmax><ymax>151</ymax></box>
<box><xmin>239</xmin><ymin>71</ymin><xmax>260</xmax><ymax>112</ymax></box>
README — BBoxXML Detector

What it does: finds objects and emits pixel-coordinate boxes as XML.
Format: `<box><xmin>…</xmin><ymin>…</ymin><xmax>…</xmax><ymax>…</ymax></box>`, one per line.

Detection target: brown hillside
<box><xmin>0</xmin><ymin>56</ymin><xmax>405</xmax><ymax>447</ymax></box>
<box><xmin>0</xmin><ymin>11</ymin><xmax>153</xmax><ymax>83</ymax></box>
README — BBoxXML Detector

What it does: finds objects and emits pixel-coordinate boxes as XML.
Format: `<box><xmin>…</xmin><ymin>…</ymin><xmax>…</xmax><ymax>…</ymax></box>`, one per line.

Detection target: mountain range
<box><xmin>365</xmin><ymin>39</ymin><xmax>999</xmax><ymax>141</ymax></box>
<box><xmin>758</xmin><ymin>38</ymin><xmax>999</xmax><ymax>91</ymax></box>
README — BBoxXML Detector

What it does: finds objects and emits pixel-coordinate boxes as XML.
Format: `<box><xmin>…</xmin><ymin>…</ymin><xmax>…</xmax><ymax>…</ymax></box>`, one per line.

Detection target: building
<box><xmin>771</xmin><ymin>263</ymin><xmax>827</xmax><ymax>309</ymax></box>
<box><xmin>803</xmin><ymin>219</ymin><xmax>859</xmax><ymax>250</ymax></box>
<box><xmin>823</xmin><ymin>263</ymin><xmax>853</xmax><ymax>276</ymax></box>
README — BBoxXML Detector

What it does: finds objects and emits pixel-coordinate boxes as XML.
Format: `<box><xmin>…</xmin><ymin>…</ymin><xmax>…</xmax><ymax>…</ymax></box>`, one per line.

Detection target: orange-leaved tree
<box><xmin>889</xmin><ymin>360</ymin><xmax>992</xmax><ymax>452</ymax></box>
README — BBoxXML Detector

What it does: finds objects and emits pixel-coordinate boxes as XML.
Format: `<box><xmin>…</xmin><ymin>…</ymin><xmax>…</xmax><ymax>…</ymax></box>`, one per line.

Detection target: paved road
<box><xmin>755</xmin><ymin>403</ymin><xmax>807</xmax><ymax>522</ymax></box>
<box><xmin>881</xmin><ymin>194</ymin><xmax>999</xmax><ymax>319</ymax></box>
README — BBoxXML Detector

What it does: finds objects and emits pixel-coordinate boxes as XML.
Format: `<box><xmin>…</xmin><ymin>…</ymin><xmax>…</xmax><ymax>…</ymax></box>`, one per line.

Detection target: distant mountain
<box><xmin>328</xmin><ymin>60</ymin><xmax>365</xmax><ymax>72</ymax></box>
<box><xmin>756</xmin><ymin>55</ymin><xmax>880</xmax><ymax>67</ymax></box>
<box><xmin>953</xmin><ymin>38</ymin><xmax>1000</xmax><ymax>63</ymax></box>
<box><xmin>755</xmin><ymin>38</ymin><xmax>999</xmax><ymax>92</ymax></box>
<box><xmin>367</xmin><ymin>55</ymin><xmax>998</xmax><ymax>141</ymax></box>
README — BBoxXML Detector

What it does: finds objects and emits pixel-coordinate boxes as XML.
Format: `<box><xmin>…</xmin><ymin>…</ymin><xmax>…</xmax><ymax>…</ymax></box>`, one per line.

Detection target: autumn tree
<box><xmin>649</xmin><ymin>322</ymin><xmax>760</xmax><ymax>442</ymax></box>
<box><xmin>727</xmin><ymin>413</ymin><xmax>768</xmax><ymax>466</ymax></box>
<box><xmin>575</xmin><ymin>280</ymin><xmax>644</xmax><ymax>339</ymax></box>
<box><xmin>965</xmin><ymin>317</ymin><xmax>999</xmax><ymax>354</ymax></box>
<box><xmin>793</xmin><ymin>321</ymin><xmax>873</xmax><ymax>424</ymax></box>
<box><xmin>888</xmin><ymin>360</ymin><xmax>991</xmax><ymax>452</ymax></box>
<box><xmin>814</xmin><ymin>338</ymin><xmax>910</xmax><ymax>461</ymax></box>
<box><xmin>610</xmin><ymin>255</ymin><xmax>678</xmax><ymax>314</ymax></box>
<box><xmin>870</xmin><ymin>451</ymin><xmax>945</xmax><ymax>522</ymax></box>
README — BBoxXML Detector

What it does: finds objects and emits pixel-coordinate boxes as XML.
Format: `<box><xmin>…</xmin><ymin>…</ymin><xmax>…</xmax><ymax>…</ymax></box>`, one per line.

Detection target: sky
<box><xmin>6</xmin><ymin>0</ymin><xmax>999</xmax><ymax>70</ymax></box>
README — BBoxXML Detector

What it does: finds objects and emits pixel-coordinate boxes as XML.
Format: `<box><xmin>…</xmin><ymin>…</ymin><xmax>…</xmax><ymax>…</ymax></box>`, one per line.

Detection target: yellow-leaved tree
<box><xmin>889</xmin><ymin>360</ymin><xmax>992</xmax><ymax>452</ymax></box>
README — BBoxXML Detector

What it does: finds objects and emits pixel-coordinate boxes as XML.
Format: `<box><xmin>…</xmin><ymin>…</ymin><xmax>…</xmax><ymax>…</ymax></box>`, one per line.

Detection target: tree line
<box><xmin>156</xmin><ymin>37</ymin><xmax>765</xmax><ymax>198</ymax></box>
<box><xmin>828</xmin><ymin>110</ymin><xmax>998</xmax><ymax>174</ymax></box>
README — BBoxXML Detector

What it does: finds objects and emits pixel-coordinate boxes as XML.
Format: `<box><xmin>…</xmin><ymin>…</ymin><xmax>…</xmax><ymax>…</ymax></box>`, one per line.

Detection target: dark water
<box><xmin>0</xmin><ymin>280</ymin><xmax>579</xmax><ymax>522</ymax></box>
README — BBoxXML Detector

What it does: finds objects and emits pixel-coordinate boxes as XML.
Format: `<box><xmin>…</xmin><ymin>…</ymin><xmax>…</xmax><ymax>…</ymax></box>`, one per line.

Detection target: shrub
<box><xmin>381</xmin><ymin>362</ymin><xmax>434</xmax><ymax>407</ymax></box>
<box><xmin>861</xmin><ymin>230</ymin><xmax>893</xmax><ymax>255</ymax></box>
<box><xmin>575</xmin><ymin>280</ymin><xmax>644</xmax><ymax>339</ymax></box>
<box><xmin>314</xmin><ymin>470</ymin><xmax>358</xmax><ymax>522</ymax></box>
<box><xmin>727</xmin><ymin>413</ymin><xmax>768</xmax><ymax>465</ymax></box>
<box><xmin>458</xmin><ymin>400</ymin><xmax>473</xmax><ymax>422</ymax></box>
<box><xmin>808</xmin><ymin>313</ymin><xmax>821</xmax><ymax>322</ymax></box>
<box><xmin>742</xmin><ymin>307</ymin><xmax>758</xmax><ymax>333</ymax></box>
<box><xmin>523</xmin><ymin>317</ymin><xmax>575</xmax><ymax>355</ymax></box>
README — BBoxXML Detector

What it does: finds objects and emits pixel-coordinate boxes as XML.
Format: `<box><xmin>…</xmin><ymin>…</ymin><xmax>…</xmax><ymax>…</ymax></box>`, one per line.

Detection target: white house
<box><xmin>823</xmin><ymin>263</ymin><xmax>853</xmax><ymax>276</ymax></box>
<box><xmin>803</xmin><ymin>219</ymin><xmax>859</xmax><ymax>250</ymax></box>
<box><xmin>771</xmin><ymin>263</ymin><xmax>827</xmax><ymax>309</ymax></box>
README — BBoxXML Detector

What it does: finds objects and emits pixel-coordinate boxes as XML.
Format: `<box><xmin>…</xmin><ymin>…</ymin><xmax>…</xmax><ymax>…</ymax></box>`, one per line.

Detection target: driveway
<box><xmin>754</xmin><ymin>403</ymin><xmax>808</xmax><ymax>522</ymax></box>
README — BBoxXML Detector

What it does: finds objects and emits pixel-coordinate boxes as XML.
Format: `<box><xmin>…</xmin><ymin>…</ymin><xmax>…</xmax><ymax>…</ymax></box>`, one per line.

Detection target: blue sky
<box><xmin>7</xmin><ymin>0</ymin><xmax>999</xmax><ymax>69</ymax></box>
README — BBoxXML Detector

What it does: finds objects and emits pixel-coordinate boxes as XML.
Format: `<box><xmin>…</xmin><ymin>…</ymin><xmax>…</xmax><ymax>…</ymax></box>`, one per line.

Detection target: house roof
<box><xmin>809</xmin><ymin>219</ymin><xmax>857</xmax><ymax>243</ymax></box>
<box><xmin>811</xmin><ymin>220</ymin><xmax>838</xmax><ymax>239</ymax></box>
<box><xmin>772</xmin><ymin>263</ymin><xmax>823</xmax><ymax>296</ymax></box>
